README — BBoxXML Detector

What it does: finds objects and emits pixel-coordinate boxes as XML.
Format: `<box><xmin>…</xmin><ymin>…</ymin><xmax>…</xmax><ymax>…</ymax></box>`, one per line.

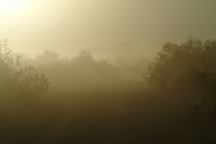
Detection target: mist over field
<box><xmin>1</xmin><ymin>0</ymin><xmax>216</xmax><ymax>144</ymax></box>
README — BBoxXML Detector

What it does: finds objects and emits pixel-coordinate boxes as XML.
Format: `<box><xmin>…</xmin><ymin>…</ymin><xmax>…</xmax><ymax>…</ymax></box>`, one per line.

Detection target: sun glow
<box><xmin>0</xmin><ymin>0</ymin><xmax>34</xmax><ymax>20</ymax></box>
<box><xmin>0</xmin><ymin>0</ymin><xmax>60</xmax><ymax>27</ymax></box>
<box><xmin>0</xmin><ymin>0</ymin><xmax>54</xmax><ymax>31</ymax></box>
<box><xmin>0</xmin><ymin>0</ymin><xmax>11</xmax><ymax>5</ymax></box>
<box><xmin>0</xmin><ymin>0</ymin><xmax>26</xmax><ymax>9</ymax></box>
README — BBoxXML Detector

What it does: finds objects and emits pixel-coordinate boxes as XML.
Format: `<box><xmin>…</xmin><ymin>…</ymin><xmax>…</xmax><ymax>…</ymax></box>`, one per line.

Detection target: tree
<box><xmin>0</xmin><ymin>39</ymin><xmax>12</xmax><ymax>64</ymax></box>
<box><xmin>13</xmin><ymin>65</ymin><xmax>49</xmax><ymax>96</ymax></box>
<box><xmin>36</xmin><ymin>50</ymin><xmax>60</xmax><ymax>65</ymax></box>
<box><xmin>0</xmin><ymin>39</ymin><xmax>14</xmax><ymax>93</ymax></box>
<box><xmin>146</xmin><ymin>39</ymin><xmax>216</xmax><ymax>116</ymax></box>
<box><xmin>0</xmin><ymin>39</ymin><xmax>49</xmax><ymax>96</ymax></box>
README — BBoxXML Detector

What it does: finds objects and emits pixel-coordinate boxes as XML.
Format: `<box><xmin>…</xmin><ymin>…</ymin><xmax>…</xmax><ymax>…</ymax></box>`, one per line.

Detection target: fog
<box><xmin>0</xmin><ymin>0</ymin><xmax>216</xmax><ymax>144</ymax></box>
<box><xmin>1</xmin><ymin>0</ymin><xmax>216</xmax><ymax>59</ymax></box>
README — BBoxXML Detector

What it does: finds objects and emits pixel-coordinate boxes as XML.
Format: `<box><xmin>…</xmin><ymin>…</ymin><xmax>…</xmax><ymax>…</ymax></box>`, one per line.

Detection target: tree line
<box><xmin>1</xmin><ymin>38</ymin><xmax>216</xmax><ymax>118</ymax></box>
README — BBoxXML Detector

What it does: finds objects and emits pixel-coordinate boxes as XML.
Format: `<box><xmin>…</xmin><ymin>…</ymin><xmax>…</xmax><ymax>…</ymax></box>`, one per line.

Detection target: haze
<box><xmin>0</xmin><ymin>0</ymin><xmax>215</xmax><ymax>58</ymax></box>
<box><xmin>1</xmin><ymin>0</ymin><xmax>216</xmax><ymax>143</ymax></box>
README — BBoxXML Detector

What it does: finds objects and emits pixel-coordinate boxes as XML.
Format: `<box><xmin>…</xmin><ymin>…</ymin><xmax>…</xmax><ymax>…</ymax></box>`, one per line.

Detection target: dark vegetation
<box><xmin>0</xmin><ymin>39</ymin><xmax>216</xmax><ymax>143</ymax></box>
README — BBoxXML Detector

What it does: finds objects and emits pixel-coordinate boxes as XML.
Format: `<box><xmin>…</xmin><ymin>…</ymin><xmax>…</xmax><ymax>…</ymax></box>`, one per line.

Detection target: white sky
<box><xmin>0</xmin><ymin>0</ymin><xmax>216</xmax><ymax>58</ymax></box>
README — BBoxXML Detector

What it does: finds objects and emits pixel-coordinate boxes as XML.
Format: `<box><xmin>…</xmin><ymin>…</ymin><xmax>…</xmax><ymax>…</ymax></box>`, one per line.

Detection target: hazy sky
<box><xmin>0</xmin><ymin>0</ymin><xmax>216</xmax><ymax>58</ymax></box>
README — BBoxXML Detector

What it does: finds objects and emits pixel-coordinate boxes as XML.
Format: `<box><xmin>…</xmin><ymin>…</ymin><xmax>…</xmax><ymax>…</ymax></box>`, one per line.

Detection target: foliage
<box><xmin>13</xmin><ymin>66</ymin><xmax>49</xmax><ymax>96</ymax></box>
<box><xmin>36</xmin><ymin>50</ymin><xmax>60</xmax><ymax>65</ymax></box>
<box><xmin>0</xmin><ymin>40</ymin><xmax>14</xmax><ymax>91</ymax></box>
<box><xmin>0</xmin><ymin>40</ymin><xmax>49</xmax><ymax>96</ymax></box>
<box><xmin>0</xmin><ymin>39</ymin><xmax>12</xmax><ymax>63</ymax></box>
<box><xmin>146</xmin><ymin>39</ymin><xmax>216</xmax><ymax>116</ymax></box>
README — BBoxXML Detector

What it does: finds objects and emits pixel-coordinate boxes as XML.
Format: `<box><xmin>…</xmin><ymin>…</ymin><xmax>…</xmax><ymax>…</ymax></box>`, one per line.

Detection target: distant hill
<box><xmin>86</xmin><ymin>41</ymin><xmax>163</xmax><ymax>65</ymax></box>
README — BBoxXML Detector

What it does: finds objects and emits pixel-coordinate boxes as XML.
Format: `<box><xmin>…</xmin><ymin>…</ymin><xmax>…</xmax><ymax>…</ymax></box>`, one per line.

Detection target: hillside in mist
<box><xmin>31</xmin><ymin>48</ymin><xmax>149</xmax><ymax>90</ymax></box>
<box><xmin>1</xmin><ymin>0</ymin><xmax>216</xmax><ymax>143</ymax></box>
<box><xmin>0</xmin><ymin>39</ymin><xmax>216</xmax><ymax>143</ymax></box>
<box><xmin>85</xmin><ymin>41</ymin><xmax>162</xmax><ymax>64</ymax></box>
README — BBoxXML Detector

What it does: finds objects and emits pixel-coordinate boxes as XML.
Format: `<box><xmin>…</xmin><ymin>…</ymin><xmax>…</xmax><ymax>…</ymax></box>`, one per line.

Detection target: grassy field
<box><xmin>0</xmin><ymin>86</ymin><xmax>215</xmax><ymax>144</ymax></box>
